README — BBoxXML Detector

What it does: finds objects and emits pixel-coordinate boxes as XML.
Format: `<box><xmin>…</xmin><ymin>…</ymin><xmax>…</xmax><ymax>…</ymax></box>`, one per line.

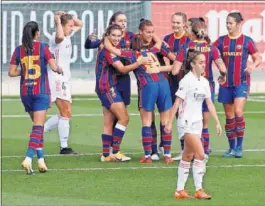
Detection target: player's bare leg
<box><xmin>160</xmin><ymin>110</ymin><xmax>174</xmax><ymax>163</ymax></box>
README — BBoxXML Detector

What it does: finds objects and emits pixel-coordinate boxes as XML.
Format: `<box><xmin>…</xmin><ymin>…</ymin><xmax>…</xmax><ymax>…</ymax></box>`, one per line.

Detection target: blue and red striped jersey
<box><xmin>177</xmin><ymin>40</ymin><xmax>221</xmax><ymax>82</ymax></box>
<box><xmin>164</xmin><ymin>32</ymin><xmax>191</xmax><ymax>85</ymax></box>
<box><xmin>140</xmin><ymin>41</ymin><xmax>171</xmax><ymax>80</ymax></box>
<box><xmin>95</xmin><ymin>48</ymin><xmax>120</xmax><ymax>93</ymax></box>
<box><xmin>163</xmin><ymin>32</ymin><xmax>191</xmax><ymax>57</ymax></box>
<box><xmin>119</xmin><ymin>31</ymin><xmax>135</xmax><ymax>50</ymax></box>
<box><xmin>10</xmin><ymin>41</ymin><xmax>53</xmax><ymax>96</ymax></box>
<box><xmin>121</xmin><ymin>48</ymin><xmax>167</xmax><ymax>89</ymax></box>
<box><xmin>214</xmin><ymin>34</ymin><xmax>258</xmax><ymax>87</ymax></box>
<box><xmin>85</xmin><ymin>31</ymin><xmax>135</xmax><ymax>50</ymax></box>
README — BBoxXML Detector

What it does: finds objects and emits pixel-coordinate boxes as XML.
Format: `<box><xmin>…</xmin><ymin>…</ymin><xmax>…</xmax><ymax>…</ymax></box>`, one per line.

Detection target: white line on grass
<box><xmin>2</xmin><ymin>149</ymin><xmax>265</xmax><ymax>158</ymax></box>
<box><xmin>2</xmin><ymin>111</ymin><xmax>265</xmax><ymax>118</ymax></box>
<box><xmin>2</xmin><ymin>96</ymin><xmax>265</xmax><ymax>102</ymax></box>
<box><xmin>1</xmin><ymin>97</ymin><xmax>137</xmax><ymax>101</ymax></box>
<box><xmin>2</xmin><ymin>164</ymin><xmax>265</xmax><ymax>173</ymax></box>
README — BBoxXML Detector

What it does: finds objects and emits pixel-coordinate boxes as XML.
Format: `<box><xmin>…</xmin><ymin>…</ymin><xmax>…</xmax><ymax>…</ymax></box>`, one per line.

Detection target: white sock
<box><xmin>176</xmin><ymin>160</ymin><xmax>191</xmax><ymax>191</ymax></box>
<box><xmin>192</xmin><ymin>159</ymin><xmax>205</xmax><ymax>191</ymax></box>
<box><xmin>44</xmin><ymin>114</ymin><xmax>59</xmax><ymax>132</ymax></box>
<box><xmin>58</xmin><ymin>116</ymin><xmax>70</xmax><ymax>148</ymax></box>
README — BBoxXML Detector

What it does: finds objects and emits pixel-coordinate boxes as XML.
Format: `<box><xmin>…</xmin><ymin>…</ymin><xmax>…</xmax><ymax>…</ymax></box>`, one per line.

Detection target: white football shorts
<box><xmin>177</xmin><ymin>119</ymin><xmax>202</xmax><ymax>140</ymax></box>
<box><xmin>49</xmin><ymin>75</ymin><xmax>72</xmax><ymax>103</ymax></box>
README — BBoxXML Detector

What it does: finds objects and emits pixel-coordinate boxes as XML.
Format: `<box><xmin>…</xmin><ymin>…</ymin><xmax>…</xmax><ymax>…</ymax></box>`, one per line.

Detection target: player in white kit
<box><xmin>165</xmin><ymin>49</ymin><xmax>222</xmax><ymax>199</ymax></box>
<box><xmin>44</xmin><ymin>11</ymin><xmax>83</xmax><ymax>154</ymax></box>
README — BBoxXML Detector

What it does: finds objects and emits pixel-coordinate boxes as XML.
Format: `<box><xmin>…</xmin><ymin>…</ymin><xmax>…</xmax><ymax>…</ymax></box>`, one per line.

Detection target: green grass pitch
<box><xmin>2</xmin><ymin>95</ymin><xmax>265</xmax><ymax>206</ymax></box>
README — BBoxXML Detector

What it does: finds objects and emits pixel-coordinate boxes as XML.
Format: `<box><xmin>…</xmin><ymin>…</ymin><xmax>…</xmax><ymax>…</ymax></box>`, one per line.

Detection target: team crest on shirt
<box><xmin>236</xmin><ymin>45</ymin><xmax>242</xmax><ymax>49</ymax></box>
<box><xmin>110</xmin><ymin>87</ymin><xmax>117</xmax><ymax>98</ymax></box>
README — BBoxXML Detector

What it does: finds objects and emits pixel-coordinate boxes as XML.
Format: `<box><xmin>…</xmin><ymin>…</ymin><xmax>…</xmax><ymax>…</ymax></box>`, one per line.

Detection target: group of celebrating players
<box><xmin>9</xmin><ymin>9</ymin><xmax>261</xmax><ymax>200</ymax></box>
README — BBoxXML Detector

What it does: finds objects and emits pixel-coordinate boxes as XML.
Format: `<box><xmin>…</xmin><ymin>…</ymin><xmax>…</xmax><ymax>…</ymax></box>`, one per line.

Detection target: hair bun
<box><xmin>140</xmin><ymin>18</ymin><xmax>145</xmax><ymax>23</ymax></box>
<box><xmin>198</xmin><ymin>17</ymin><xmax>205</xmax><ymax>22</ymax></box>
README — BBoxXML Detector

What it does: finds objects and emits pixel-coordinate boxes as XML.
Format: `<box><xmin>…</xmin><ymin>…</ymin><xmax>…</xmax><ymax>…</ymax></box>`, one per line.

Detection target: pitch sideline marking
<box><xmin>2</xmin><ymin>164</ymin><xmax>265</xmax><ymax>173</ymax></box>
<box><xmin>2</xmin><ymin>111</ymin><xmax>265</xmax><ymax>118</ymax></box>
<box><xmin>2</xmin><ymin>149</ymin><xmax>265</xmax><ymax>158</ymax></box>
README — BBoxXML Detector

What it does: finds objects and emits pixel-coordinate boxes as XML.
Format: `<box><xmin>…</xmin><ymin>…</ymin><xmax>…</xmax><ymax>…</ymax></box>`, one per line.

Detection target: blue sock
<box><xmin>159</xmin><ymin>123</ymin><xmax>163</xmax><ymax>147</ymax></box>
<box><xmin>112</xmin><ymin>124</ymin><xmax>126</xmax><ymax>154</ymax></box>
<box><xmin>26</xmin><ymin>147</ymin><xmax>35</xmax><ymax>158</ymax></box>
<box><xmin>151</xmin><ymin>121</ymin><xmax>158</xmax><ymax>154</ymax></box>
<box><xmin>142</xmin><ymin>126</ymin><xmax>152</xmax><ymax>156</ymax></box>
<box><xmin>102</xmin><ymin>134</ymin><xmax>112</xmax><ymax>157</ymax></box>
<box><xmin>235</xmin><ymin>116</ymin><xmax>245</xmax><ymax>149</ymax></box>
<box><xmin>36</xmin><ymin>149</ymin><xmax>44</xmax><ymax>159</ymax></box>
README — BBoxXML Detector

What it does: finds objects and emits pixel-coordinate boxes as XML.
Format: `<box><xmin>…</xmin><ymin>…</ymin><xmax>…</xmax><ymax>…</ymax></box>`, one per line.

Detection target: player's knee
<box><xmin>194</xmin><ymin>152</ymin><xmax>205</xmax><ymax>161</ymax></box>
<box><xmin>225</xmin><ymin>111</ymin><xmax>234</xmax><ymax>118</ymax></box>
<box><xmin>234</xmin><ymin>108</ymin><xmax>243</xmax><ymax>117</ymax></box>
<box><xmin>182</xmin><ymin>153</ymin><xmax>193</xmax><ymax>161</ymax></box>
<box><xmin>60</xmin><ymin>108</ymin><xmax>72</xmax><ymax>118</ymax></box>
<box><xmin>120</xmin><ymin>115</ymin><xmax>129</xmax><ymax>126</ymax></box>
<box><xmin>103</xmin><ymin>125</ymin><xmax>113</xmax><ymax>134</ymax></box>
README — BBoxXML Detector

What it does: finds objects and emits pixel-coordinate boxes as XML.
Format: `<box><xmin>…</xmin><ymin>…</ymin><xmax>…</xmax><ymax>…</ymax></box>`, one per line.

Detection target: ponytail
<box><xmin>188</xmin><ymin>18</ymin><xmax>211</xmax><ymax>44</ymax></box>
<box><xmin>138</xmin><ymin>18</ymin><xmax>153</xmax><ymax>31</ymax></box>
<box><xmin>22</xmin><ymin>21</ymin><xmax>39</xmax><ymax>53</ymax></box>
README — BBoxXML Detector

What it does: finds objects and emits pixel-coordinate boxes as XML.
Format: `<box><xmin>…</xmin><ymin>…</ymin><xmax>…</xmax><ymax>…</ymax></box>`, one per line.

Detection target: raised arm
<box><xmin>72</xmin><ymin>15</ymin><xmax>83</xmax><ymax>32</ymax></box>
<box><xmin>84</xmin><ymin>36</ymin><xmax>100</xmax><ymax>49</ymax></box>
<box><xmin>54</xmin><ymin>11</ymin><xmax>65</xmax><ymax>44</ymax></box>
<box><xmin>104</xmin><ymin>37</ymin><xmax>121</xmax><ymax>56</ymax></box>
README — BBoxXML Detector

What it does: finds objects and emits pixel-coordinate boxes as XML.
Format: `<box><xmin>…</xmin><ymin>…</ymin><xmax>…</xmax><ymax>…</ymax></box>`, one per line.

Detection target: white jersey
<box><xmin>49</xmin><ymin>32</ymin><xmax>73</xmax><ymax>81</ymax></box>
<box><xmin>176</xmin><ymin>71</ymin><xmax>211</xmax><ymax>127</ymax></box>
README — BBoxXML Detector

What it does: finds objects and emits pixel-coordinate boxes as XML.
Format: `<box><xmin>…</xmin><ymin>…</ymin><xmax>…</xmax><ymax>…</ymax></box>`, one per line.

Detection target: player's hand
<box><xmin>137</xmin><ymin>57</ymin><xmax>153</xmax><ymax>65</ymax></box>
<box><xmin>55</xmin><ymin>15</ymin><xmax>61</xmax><ymax>25</ymax></box>
<box><xmin>218</xmin><ymin>75</ymin><xmax>226</xmax><ymax>85</ymax></box>
<box><xmin>55</xmin><ymin>11</ymin><xmax>65</xmax><ymax>16</ymax></box>
<box><xmin>162</xmin><ymin>41</ymin><xmax>170</xmax><ymax>48</ymax></box>
<box><xmin>164</xmin><ymin>122</ymin><xmax>172</xmax><ymax>134</ymax></box>
<box><xmin>216</xmin><ymin>123</ymin><xmax>222</xmax><ymax>136</ymax></box>
<box><xmin>244</xmin><ymin>61</ymin><xmax>255</xmax><ymax>74</ymax></box>
<box><xmin>89</xmin><ymin>32</ymin><xmax>98</xmax><ymax>41</ymax></box>
<box><xmin>54</xmin><ymin>66</ymin><xmax>63</xmax><ymax>75</ymax></box>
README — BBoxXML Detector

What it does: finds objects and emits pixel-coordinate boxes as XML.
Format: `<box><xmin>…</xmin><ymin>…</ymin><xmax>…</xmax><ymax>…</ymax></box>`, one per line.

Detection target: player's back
<box><xmin>134</xmin><ymin>49</ymin><xmax>167</xmax><ymax>88</ymax></box>
<box><xmin>12</xmin><ymin>41</ymin><xmax>52</xmax><ymax>96</ymax></box>
<box><xmin>184</xmin><ymin>41</ymin><xmax>219</xmax><ymax>82</ymax></box>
